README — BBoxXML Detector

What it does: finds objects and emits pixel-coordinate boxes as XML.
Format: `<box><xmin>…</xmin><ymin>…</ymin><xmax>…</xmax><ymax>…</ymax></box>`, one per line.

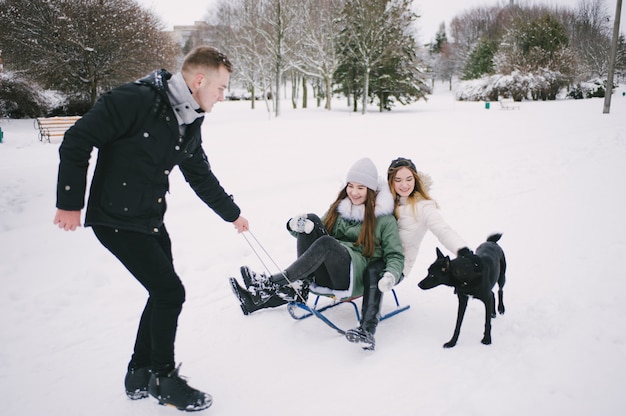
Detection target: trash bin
<box><xmin>485</xmin><ymin>102</ymin><xmax>490</xmax><ymax>109</ymax></box>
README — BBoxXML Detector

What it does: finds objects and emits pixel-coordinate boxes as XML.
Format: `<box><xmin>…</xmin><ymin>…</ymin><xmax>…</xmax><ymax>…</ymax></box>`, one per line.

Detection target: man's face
<box><xmin>191</xmin><ymin>66</ymin><xmax>230</xmax><ymax>113</ymax></box>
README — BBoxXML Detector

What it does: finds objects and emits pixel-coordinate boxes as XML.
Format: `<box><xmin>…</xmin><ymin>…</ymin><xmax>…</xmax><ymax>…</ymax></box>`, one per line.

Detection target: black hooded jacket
<box><xmin>56</xmin><ymin>69</ymin><xmax>241</xmax><ymax>235</ymax></box>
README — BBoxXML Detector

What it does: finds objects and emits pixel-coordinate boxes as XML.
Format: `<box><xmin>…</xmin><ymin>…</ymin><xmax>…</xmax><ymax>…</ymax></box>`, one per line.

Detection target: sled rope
<box><xmin>241</xmin><ymin>231</ymin><xmax>308</xmax><ymax>304</ymax></box>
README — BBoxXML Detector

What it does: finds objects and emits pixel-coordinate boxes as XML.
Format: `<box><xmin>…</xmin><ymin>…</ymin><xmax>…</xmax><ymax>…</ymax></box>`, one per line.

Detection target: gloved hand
<box><xmin>288</xmin><ymin>214</ymin><xmax>314</xmax><ymax>234</ymax></box>
<box><xmin>377</xmin><ymin>272</ymin><xmax>396</xmax><ymax>292</ymax></box>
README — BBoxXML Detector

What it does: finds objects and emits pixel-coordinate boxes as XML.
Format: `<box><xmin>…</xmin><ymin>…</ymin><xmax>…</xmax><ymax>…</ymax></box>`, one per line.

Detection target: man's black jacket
<box><xmin>56</xmin><ymin>70</ymin><xmax>241</xmax><ymax>235</ymax></box>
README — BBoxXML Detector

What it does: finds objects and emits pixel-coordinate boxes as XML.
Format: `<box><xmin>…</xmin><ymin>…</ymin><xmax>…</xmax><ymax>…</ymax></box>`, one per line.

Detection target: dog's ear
<box><xmin>436</xmin><ymin>247</ymin><xmax>444</xmax><ymax>259</ymax></box>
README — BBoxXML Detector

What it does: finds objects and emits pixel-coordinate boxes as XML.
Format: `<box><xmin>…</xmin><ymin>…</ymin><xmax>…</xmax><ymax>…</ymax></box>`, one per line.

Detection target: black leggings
<box><xmin>92</xmin><ymin>225</ymin><xmax>184</xmax><ymax>374</ymax></box>
<box><xmin>277</xmin><ymin>214</ymin><xmax>351</xmax><ymax>290</ymax></box>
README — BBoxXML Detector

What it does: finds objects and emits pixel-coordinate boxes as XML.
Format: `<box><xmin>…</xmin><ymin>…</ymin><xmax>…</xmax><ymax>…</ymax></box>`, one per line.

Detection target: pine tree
<box><xmin>462</xmin><ymin>39</ymin><xmax>498</xmax><ymax>79</ymax></box>
<box><xmin>336</xmin><ymin>0</ymin><xmax>426</xmax><ymax>113</ymax></box>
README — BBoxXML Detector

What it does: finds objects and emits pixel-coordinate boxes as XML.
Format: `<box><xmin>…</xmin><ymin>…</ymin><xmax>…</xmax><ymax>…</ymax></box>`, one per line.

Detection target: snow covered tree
<box><xmin>212</xmin><ymin>0</ymin><xmax>274</xmax><ymax>110</ymax></box>
<box><xmin>289</xmin><ymin>0</ymin><xmax>344</xmax><ymax>110</ymax></box>
<box><xmin>493</xmin><ymin>12</ymin><xmax>576</xmax><ymax>100</ymax></box>
<box><xmin>336</xmin><ymin>0</ymin><xmax>425</xmax><ymax>113</ymax></box>
<box><xmin>617</xmin><ymin>34</ymin><xmax>626</xmax><ymax>79</ymax></box>
<box><xmin>427</xmin><ymin>23</ymin><xmax>462</xmax><ymax>89</ymax></box>
<box><xmin>462</xmin><ymin>38</ymin><xmax>498</xmax><ymax>80</ymax></box>
<box><xmin>429</xmin><ymin>23</ymin><xmax>447</xmax><ymax>54</ymax></box>
<box><xmin>0</xmin><ymin>0</ymin><xmax>178</xmax><ymax>107</ymax></box>
<box><xmin>495</xmin><ymin>13</ymin><xmax>575</xmax><ymax>72</ymax></box>
<box><xmin>447</xmin><ymin>5</ymin><xmax>508</xmax><ymax>84</ymax></box>
<box><xmin>212</xmin><ymin>0</ymin><xmax>300</xmax><ymax>117</ymax></box>
<box><xmin>566</xmin><ymin>0</ymin><xmax>613</xmax><ymax>80</ymax></box>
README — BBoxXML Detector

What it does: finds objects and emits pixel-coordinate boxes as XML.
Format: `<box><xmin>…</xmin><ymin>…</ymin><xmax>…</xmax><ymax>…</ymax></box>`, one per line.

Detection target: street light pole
<box><xmin>603</xmin><ymin>0</ymin><xmax>623</xmax><ymax>114</ymax></box>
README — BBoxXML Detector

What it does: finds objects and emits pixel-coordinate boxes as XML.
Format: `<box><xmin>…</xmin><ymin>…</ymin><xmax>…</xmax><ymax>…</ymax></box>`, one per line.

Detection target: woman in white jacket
<box><xmin>386</xmin><ymin>157</ymin><xmax>467</xmax><ymax>279</ymax></box>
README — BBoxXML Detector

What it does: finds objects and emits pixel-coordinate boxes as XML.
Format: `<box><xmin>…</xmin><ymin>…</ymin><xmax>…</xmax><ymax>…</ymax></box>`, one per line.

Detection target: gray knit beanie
<box><xmin>346</xmin><ymin>157</ymin><xmax>378</xmax><ymax>191</ymax></box>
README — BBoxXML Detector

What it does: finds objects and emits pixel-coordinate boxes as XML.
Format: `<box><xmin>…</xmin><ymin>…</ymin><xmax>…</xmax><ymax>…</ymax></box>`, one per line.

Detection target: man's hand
<box><xmin>54</xmin><ymin>209</ymin><xmax>82</xmax><ymax>231</ymax></box>
<box><xmin>232</xmin><ymin>216</ymin><xmax>249</xmax><ymax>233</ymax></box>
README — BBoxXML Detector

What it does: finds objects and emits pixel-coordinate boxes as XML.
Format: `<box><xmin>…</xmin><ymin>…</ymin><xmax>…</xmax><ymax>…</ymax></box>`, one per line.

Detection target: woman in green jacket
<box><xmin>230</xmin><ymin>158</ymin><xmax>404</xmax><ymax>350</ymax></box>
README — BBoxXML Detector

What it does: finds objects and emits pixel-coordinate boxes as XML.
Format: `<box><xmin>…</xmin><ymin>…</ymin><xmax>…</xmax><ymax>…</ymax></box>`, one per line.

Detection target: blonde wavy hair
<box><xmin>386</xmin><ymin>157</ymin><xmax>437</xmax><ymax>218</ymax></box>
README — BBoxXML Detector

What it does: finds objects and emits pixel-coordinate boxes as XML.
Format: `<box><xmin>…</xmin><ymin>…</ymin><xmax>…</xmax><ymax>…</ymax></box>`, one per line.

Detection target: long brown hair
<box><xmin>323</xmin><ymin>186</ymin><xmax>378</xmax><ymax>258</ymax></box>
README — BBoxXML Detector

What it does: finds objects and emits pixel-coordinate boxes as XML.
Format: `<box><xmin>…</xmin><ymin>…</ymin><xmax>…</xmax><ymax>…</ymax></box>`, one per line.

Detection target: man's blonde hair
<box><xmin>182</xmin><ymin>46</ymin><xmax>232</xmax><ymax>74</ymax></box>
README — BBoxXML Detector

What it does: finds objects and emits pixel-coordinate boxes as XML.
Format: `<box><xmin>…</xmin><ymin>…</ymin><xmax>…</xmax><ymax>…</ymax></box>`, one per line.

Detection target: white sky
<box><xmin>136</xmin><ymin>0</ymin><xmax>625</xmax><ymax>42</ymax></box>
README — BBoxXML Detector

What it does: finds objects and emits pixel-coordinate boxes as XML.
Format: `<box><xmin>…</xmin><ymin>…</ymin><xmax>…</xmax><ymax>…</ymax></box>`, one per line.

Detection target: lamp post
<box><xmin>603</xmin><ymin>0</ymin><xmax>623</xmax><ymax>114</ymax></box>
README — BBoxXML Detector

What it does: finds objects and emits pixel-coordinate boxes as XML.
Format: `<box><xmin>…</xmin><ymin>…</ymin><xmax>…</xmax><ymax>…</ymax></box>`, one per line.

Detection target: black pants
<box><xmin>280</xmin><ymin>214</ymin><xmax>351</xmax><ymax>290</ymax></box>
<box><xmin>93</xmin><ymin>225</ymin><xmax>184</xmax><ymax>375</ymax></box>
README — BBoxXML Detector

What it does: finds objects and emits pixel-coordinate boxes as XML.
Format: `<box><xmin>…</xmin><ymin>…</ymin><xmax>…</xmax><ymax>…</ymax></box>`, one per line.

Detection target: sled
<box><xmin>238</xmin><ymin>230</ymin><xmax>410</xmax><ymax>335</ymax></box>
<box><xmin>287</xmin><ymin>287</ymin><xmax>410</xmax><ymax>334</ymax></box>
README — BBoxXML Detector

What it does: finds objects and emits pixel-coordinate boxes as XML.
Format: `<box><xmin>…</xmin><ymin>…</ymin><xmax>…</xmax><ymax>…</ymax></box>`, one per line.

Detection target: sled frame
<box><xmin>287</xmin><ymin>288</ymin><xmax>410</xmax><ymax>334</ymax></box>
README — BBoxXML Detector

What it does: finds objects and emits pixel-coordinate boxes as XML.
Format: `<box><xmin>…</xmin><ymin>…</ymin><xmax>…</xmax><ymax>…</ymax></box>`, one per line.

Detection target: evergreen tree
<box><xmin>336</xmin><ymin>0</ymin><xmax>426</xmax><ymax>113</ymax></box>
<box><xmin>462</xmin><ymin>39</ymin><xmax>498</xmax><ymax>79</ymax></box>
<box><xmin>430</xmin><ymin>24</ymin><xmax>448</xmax><ymax>54</ymax></box>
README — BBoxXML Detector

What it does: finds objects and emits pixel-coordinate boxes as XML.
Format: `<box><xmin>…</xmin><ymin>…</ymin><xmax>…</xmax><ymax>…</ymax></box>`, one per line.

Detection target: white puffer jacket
<box><xmin>396</xmin><ymin>172</ymin><xmax>467</xmax><ymax>277</ymax></box>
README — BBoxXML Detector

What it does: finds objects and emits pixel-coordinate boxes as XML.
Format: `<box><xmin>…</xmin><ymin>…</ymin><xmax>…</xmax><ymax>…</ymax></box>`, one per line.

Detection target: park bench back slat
<box><xmin>34</xmin><ymin>116</ymin><xmax>81</xmax><ymax>142</ymax></box>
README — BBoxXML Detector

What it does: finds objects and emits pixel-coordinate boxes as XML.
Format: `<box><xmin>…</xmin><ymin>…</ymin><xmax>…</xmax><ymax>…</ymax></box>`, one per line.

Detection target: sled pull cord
<box><xmin>241</xmin><ymin>231</ymin><xmax>308</xmax><ymax>304</ymax></box>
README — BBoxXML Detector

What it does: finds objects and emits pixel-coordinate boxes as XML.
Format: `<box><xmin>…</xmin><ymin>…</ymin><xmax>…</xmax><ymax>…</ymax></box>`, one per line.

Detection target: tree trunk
<box><xmin>361</xmin><ymin>67</ymin><xmax>370</xmax><ymax>115</ymax></box>
<box><xmin>325</xmin><ymin>76</ymin><xmax>332</xmax><ymax>110</ymax></box>
<box><xmin>275</xmin><ymin>60</ymin><xmax>281</xmax><ymax>117</ymax></box>
<box><xmin>291</xmin><ymin>72</ymin><xmax>298</xmax><ymax>109</ymax></box>
<box><xmin>302</xmin><ymin>76</ymin><xmax>307</xmax><ymax>109</ymax></box>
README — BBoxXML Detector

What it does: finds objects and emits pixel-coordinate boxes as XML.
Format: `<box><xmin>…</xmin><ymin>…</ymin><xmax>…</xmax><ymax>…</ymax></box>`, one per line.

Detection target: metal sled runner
<box><xmin>287</xmin><ymin>288</ymin><xmax>410</xmax><ymax>334</ymax></box>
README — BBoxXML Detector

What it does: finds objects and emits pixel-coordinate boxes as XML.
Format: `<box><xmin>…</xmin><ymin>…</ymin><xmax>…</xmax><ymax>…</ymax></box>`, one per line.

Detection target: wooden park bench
<box><xmin>498</xmin><ymin>97</ymin><xmax>521</xmax><ymax>110</ymax></box>
<box><xmin>34</xmin><ymin>116</ymin><xmax>81</xmax><ymax>142</ymax></box>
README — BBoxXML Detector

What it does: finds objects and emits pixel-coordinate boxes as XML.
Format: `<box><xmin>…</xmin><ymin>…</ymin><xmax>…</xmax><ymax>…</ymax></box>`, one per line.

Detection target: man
<box><xmin>53</xmin><ymin>46</ymin><xmax>248</xmax><ymax>411</ymax></box>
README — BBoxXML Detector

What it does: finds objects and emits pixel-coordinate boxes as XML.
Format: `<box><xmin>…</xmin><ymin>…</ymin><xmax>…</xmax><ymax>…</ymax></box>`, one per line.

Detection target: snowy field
<box><xmin>1</xmin><ymin>85</ymin><xmax>625</xmax><ymax>415</ymax></box>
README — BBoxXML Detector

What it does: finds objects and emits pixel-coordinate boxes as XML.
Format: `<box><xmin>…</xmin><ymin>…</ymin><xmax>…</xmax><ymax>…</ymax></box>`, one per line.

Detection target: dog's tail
<box><xmin>487</xmin><ymin>233</ymin><xmax>502</xmax><ymax>243</ymax></box>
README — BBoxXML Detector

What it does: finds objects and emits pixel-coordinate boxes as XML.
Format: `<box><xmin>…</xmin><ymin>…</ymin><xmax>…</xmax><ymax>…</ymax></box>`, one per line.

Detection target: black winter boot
<box><xmin>148</xmin><ymin>364</ymin><xmax>212</xmax><ymax>411</ymax></box>
<box><xmin>229</xmin><ymin>277</ymin><xmax>287</xmax><ymax>315</ymax></box>
<box><xmin>124</xmin><ymin>365</ymin><xmax>151</xmax><ymax>400</ymax></box>
<box><xmin>345</xmin><ymin>327</ymin><xmax>376</xmax><ymax>351</ymax></box>
<box><xmin>245</xmin><ymin>267</ymin><xmax>309</xmax><ymax>302</ymax></box>
<box><xmin>240</xmin><ymin>265</ymin><xmax>267</xmax><ymax>289</ymax></box>
<box><xmin>345</xmin><ymin>284</ymin><xmax>382</xmax><ymax>351</ymax></box>
<box><xmin>276</xmin><ymin>280</ymin><xmax>309</xmax><ymax>302</ymax></box>
<box><xmin>345</xmin><ymin>261</ymin><xmax>385</xmax><ymax>351</ymax></box>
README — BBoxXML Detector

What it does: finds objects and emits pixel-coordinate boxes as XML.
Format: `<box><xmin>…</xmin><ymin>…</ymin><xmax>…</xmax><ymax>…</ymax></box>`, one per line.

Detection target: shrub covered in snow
<box><xmin>455</xmin><ymin>70</ymin><xmax>571</xmax><ymax>102</ymax></box>
<box><xmin>0</xmin><ymin>71</ymin><xmax>67</xmax><ymax>118</ymax></box>
<box><xmin>566</xmin><ymin>79</ymin><xmax>609</xmax><ymax>99</ymax></box>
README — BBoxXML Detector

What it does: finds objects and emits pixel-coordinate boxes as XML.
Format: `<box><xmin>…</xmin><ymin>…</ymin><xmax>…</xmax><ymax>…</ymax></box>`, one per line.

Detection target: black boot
<box><xmin>275</xmin><ymin>279</ymin><xmax>309</xmax><ymax>302</ymax></box>
<box><xmin>345</xmin><ymin>285</ymin><xmax>382</xmax><ymax>351</ymax></box>
<box><xmin>239</xmin><ymin>266</ymin><xmax>286</xmax><ymax>301</ymax></box>
<box><xmin>240</xmin><ymin>265</ymin><xmax>265</xmax><ymax>289</ymax></box>
<box><xmin>148</xmin><ymin>364</ymin><xmax>212</xmax><ymax>411</ymax></box>
<box><xmin>229</xmin><ymin>277</ymin><xmax>287</xmax><ymax>315</ymax></box>
<box><xmin>241</xmin><ymin>267</ymin><xmax>301</xmax><ymax>305</ymax></box>
<box><xmin>345</xmin><ymin>261</ymin><xmax>385</xmax><ymax>351</ymax></box>
<box><xmin>124</xmin><ymin>364</ymin><xmax>151</xmax><ymax>400</ymax></box>
<box><xmin>345</xmin><ymin>326</ymin><xmax>376</xmax><ymax>351</ymax></box>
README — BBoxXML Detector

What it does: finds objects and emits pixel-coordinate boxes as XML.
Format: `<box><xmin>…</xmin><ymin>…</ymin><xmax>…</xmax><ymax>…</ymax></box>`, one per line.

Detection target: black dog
<box><xmin>419</xmin><ymin>233</ymin><xmax>506</xmax><ymax>348</ymax></box>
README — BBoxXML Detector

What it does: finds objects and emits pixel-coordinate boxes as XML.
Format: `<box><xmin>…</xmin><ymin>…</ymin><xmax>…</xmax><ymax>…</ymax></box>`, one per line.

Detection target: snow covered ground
<box><xmin>1</xmin><ymin>85</ymin><xmax>625</xmax><ymax>416</ymax></box>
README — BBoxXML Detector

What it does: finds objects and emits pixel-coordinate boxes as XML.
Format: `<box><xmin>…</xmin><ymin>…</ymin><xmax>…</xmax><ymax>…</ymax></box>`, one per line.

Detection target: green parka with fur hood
<box><xmin>312</xmin><ymin>180</ymin><xmax>405</xmax><ymax>299</ymax></box>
